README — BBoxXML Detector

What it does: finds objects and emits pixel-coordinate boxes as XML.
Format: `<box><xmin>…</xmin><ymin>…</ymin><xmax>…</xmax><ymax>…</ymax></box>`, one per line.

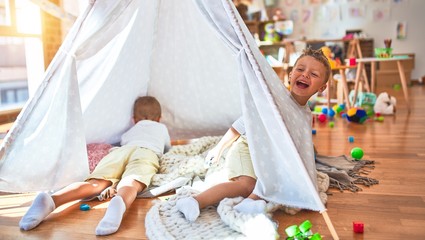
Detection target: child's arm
<box><xmin>205</xmin><ymin>127</ymin><xmax>240</xmax><ymax>167</ymax></box>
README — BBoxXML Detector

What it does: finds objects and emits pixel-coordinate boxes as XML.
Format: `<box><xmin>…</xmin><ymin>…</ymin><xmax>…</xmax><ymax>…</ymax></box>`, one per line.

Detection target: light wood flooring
<box><xmin>1</xmin><ymin>84</ymin><xmax>425</xmax><ymax>239</ymax></box>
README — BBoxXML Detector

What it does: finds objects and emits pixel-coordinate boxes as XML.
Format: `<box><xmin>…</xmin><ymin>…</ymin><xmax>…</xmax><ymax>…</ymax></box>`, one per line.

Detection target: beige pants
<box><xmin>87</xmin><ymin>145</ymin><xmax>159</xmax><ymax>187</ymax></box>
<box><xmin>226</xmin><ymin>136</ymin><xmax>256</xmax><ymax>180</ymax></box>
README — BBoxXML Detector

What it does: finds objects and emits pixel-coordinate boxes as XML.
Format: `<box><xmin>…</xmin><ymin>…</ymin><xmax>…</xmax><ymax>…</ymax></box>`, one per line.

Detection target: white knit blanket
<box><xmin>145</xmin><ymin>136</ymin><xmax>329</xmax><ymax>239</ymax></box>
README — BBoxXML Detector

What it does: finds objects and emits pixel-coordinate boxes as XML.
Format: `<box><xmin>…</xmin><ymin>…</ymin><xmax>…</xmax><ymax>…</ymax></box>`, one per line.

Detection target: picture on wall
<box><xmin>396</xmin><ymin>21</ymin><xmax>407</xmax><ymax>39</ymax></box>
<box><xmin>371</xmin><ymin>6</ymin><xmax>390</xmax><ymax>21</ymax></box>
<box><xmin>348</xmin><ymin>5</ymin><xmax>366</xmax><ymax>18</ymax></box>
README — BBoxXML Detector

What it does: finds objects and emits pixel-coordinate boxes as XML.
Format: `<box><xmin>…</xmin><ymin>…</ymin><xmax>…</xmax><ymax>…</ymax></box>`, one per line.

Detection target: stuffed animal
<box><xmin>373</xmin><ymin>92</ymin><xmax>396</xmax><ymax>115</ymax></box>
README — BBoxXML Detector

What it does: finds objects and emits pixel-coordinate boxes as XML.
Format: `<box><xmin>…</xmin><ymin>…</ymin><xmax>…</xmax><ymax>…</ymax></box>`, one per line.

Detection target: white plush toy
<box><xmin>374</xmin><ymin>92</ymin><xmax>397</xmax><ymax>115</ymax></box>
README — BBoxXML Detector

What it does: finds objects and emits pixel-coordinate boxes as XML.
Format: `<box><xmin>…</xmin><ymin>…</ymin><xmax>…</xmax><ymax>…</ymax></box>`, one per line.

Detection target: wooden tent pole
<box><xmin>321</xmin><ymin>210</ymin><xmax>340</xmax><ymax>240</ymax></box>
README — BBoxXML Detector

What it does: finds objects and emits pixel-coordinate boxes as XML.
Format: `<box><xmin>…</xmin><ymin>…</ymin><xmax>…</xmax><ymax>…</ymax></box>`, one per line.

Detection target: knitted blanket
<box><xmin>144</xmin><ymin>136</ymin><xmax>330</xmax><ymax>239</ymax></box>
<box><xmin>146</xmin><ymin>187</ymin><xmax>281</xmax><ymax>239</ymax></box>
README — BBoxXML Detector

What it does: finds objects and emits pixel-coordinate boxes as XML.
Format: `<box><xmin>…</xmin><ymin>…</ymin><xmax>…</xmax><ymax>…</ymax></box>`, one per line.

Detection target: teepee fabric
<box><xmin>194</xmin><ymin>0</ymin><xmax>324</xmax><ymax>211</ymax></box>
<box><xmin>0</xmin><ymin>0</ymin><xmax>325</xmax><ymax>212</ymax></box>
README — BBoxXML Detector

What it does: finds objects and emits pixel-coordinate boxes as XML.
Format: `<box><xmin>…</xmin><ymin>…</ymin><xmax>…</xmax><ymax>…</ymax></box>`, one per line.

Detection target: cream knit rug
<box><xmin>145</xmin><ymin>136</ymin><xmax>329</xmax><ymax>239</ymax></box>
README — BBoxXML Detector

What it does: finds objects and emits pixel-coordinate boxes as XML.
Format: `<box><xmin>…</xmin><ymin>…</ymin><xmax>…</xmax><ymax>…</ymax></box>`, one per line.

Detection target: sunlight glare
<box><xmin>16</xmin><ymin>0</ymin><xmax>41</xmax><ymax>34</ymax></box>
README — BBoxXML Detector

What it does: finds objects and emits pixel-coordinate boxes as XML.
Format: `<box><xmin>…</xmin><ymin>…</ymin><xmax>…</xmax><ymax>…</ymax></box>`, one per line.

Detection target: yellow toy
<box><xmin>320</xmin><ymin>46</ymin><xmax>337</xmax><ymax>69</ymax></box>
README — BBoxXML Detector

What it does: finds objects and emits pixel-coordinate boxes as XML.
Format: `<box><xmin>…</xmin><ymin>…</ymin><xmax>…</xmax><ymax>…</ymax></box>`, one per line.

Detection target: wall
<box><xmin>41</xmin><ymin>0</ymin><xmax>62</xmax><ymax>69</ymax></box>
<box><xmin>275</xmin><ymin>0</ymin><xmax>424</xmax><ymax>80</ymax></box>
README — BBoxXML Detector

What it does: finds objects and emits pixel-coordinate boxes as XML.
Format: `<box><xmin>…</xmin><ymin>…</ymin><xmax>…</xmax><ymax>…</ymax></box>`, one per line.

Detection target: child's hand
<box><xmin>204</xmin><ymin>147</ymin><xmax>221</xmax><ymax>169</ymax></box>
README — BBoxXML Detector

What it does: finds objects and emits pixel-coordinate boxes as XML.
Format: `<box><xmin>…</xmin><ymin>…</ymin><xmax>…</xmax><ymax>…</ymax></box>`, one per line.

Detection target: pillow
<box><xmin>87</xmin><ymin>143</ymin><xmax>113</xmax><ymax>173</ymax></box>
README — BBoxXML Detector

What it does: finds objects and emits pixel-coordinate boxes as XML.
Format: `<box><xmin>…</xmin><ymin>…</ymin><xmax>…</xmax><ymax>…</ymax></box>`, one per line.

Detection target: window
<box><xmin>0</xmin><ymin>0</ymin><xmax>43</xmax><ymax>111</ymax></box>
<box><xmin>0</xmin><ymin>0</ymin><xmax>13</xmax><ymax>26</ymax></box>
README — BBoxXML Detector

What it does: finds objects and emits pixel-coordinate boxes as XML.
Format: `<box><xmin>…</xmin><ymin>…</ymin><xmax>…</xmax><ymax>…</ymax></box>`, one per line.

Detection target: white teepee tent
<box><xmin>0</xmin><ymin>1</ymin><xmax>338</xmax><ymax>237</ymax></box>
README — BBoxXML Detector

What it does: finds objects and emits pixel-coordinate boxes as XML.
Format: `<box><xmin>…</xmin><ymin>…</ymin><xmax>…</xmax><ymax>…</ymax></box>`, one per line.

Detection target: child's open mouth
<box><xmin>296</xmin><ymin>80</ymin><xmax>310</xmax><ymax>89</ymax></box>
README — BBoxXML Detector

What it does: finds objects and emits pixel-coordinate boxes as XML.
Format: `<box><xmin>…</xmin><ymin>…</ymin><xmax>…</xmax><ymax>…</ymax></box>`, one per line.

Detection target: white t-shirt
<box><xmin>232</xmin><ymin>116</ymin><xmax>246</xmax><ymax>135</ymax></box>
<box><xmin>120</xmin><ymin>120</ymin><xmax>171</xmax><ymax>157</ymax></box>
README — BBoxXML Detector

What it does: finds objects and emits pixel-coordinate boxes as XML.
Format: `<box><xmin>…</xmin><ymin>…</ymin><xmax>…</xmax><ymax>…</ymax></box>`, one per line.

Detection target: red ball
<box><xmin>318</xmin><ymin>114</ymin><xmax>327</xmax><ymax>123</ymax></box>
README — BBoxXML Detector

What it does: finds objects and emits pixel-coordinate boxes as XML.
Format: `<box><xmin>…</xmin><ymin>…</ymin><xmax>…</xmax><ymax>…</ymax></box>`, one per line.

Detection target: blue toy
<box><xmin>346</xmin><ymin>107</ymin><xmax>368</xmax><ymax>124</ymax></box>
<box><xmin>328</xmin><ymin>108</ymin><xmax>335</xmax><ymax>117</ymax></box>
<box><xmin>348</xmin><ymin>136</ymin><xmax>354</xmax><ymax>143</ymax></box>
<box><xmin>80</xmin><ymin>203</ymin><xmax>91</xmax><ymax>211</ymax></box>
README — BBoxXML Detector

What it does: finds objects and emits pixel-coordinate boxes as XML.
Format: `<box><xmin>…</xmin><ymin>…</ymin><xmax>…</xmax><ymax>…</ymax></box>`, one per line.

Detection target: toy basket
<box><xmin>349</xmin><ymin>90</ymin><xmax>376</xmax><ymax>107</ymax></box>
<box><xmin>374</xmin><ymin>48</ymin><xmax>392</xmax><ymax>58</ymax></box>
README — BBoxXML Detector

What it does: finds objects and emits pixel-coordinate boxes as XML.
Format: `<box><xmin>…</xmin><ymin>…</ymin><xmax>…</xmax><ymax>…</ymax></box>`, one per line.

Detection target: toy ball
<box><xmin>328</xmin><ymin>108</ymin><xmax>336</xmax><ymax>117</ymax></box>
<box><xmin>374</xmin><ymin>116</ymin><xmax>384</xmax><ymax>122</ymax></box>
<box><xmin>318</xmin><ymin>114</ymin><xmax>327</xmax><ymax>123</ymax></box>
<box><xmin>333</xmin><ymin>104</ymin><xmax>343</xmax><ymax>114</ymax></box>
<box><xmin>321</xmin><ymin>107</ymin><xmax>328</xmax><ymax>115</ymax></box>
<box><xmin>348</xmin><ymin>136</ymin><xmax>354</xmax><ymax>143</ymax></box>
<box><xmin>312</xmin><ymin>129</ymin><xmax>317</xmax><ymax>135</ymax></box>
<box><xmin>351</xmin><ymin>147</ymin><xmax>364</xmax><ymax>160</ymax></box>
<box><xmin>346</xmin><ymin>108</ymin><xmax>368</xmax><ymax>124</ymax></box>
<box><xmin>314</xmin><ymin>106</ymin><xmax>322</xmax><ymax>113</ymax></box>
<box><xmin>329</xmin><ymin>121</ymin><xmax>335</xmax><ymax>128</ymax></box>
<box><xmin>393</xmin><ymin>84</ymin><xmax>401</xmax><ymax>91</ymax></box>
<box><xmin>80</xmin><ymin>203</ymin><xmax>91</xmax><ymax>211</ymax></box>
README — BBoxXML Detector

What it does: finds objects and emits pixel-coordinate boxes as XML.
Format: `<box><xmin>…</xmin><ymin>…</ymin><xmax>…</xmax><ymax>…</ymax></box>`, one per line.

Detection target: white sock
<box><xmin>176</xmin><ymin>197</ymin><xmax>200</xmax><ymax>222</ymax></box>
<box><xmin>234</xmin><ymin>198</ymin><xmax>267</xmax><ymax>214</ymax></box>
<box><xmin>95</xmin><ymin>196</ymin><xmax>126</xmax><ymax>236</ymax></box>
<box><xmin>19</xmin><ymin>192</ymin><xmax>55</xmax><ymax>230</ymax></box>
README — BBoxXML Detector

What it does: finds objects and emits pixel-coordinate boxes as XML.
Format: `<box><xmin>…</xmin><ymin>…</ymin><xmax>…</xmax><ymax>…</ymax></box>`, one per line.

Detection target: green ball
<box><xmin>393</xmin><ymin>84</ymin><xmax>401</xmax><ymax>91</ymax></box>
<box><xmin>351</xmin><ymin>147</ymin><xmax>364</xmax><ymax>160</ymax></box>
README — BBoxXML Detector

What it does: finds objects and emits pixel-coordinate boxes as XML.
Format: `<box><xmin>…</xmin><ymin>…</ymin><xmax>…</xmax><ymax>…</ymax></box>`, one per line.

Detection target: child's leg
<box><xmin>177</xmin><ymin>175</ymin><xmax>256</xmax><ymax>222</ymax></box>
<box><xmin>52</xmin><ymin>179</ymin><xmax>112</xmax><ymax>206</ymax></box>
<box><xmin>178</xmin><ymin>135</ymin><xmax>257</xmax><ymax>222</ymax></box>
<box><xmin>19</xmin><ymin>179</ymin><xmax>111</xmax><ymax>231</ymax></box>
<box><xmin>96</xmin><ymin>147</ymin><xmax>158</xmax><ymax>235</ymax></box>
<box><xmin>95</xmin><ymin>177</ymin><xmax>145</xmax><ymax>236</ymax></box>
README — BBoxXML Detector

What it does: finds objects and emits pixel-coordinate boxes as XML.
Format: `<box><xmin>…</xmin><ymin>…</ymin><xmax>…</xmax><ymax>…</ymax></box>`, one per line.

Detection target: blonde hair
<box><xmin>294</xmin><ymin>47</ymin><xmax>331</xmax><ymax>83</ymax></box>
<box><xmin>133</xmin><ymin>96</ymin><xmax>162</xmax><ymax>122</ymax></box>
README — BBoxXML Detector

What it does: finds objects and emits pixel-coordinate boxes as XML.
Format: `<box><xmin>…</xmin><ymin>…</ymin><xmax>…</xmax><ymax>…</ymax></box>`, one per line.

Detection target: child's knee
<box><xmin>118</xmin><ymin>176</ymin><xmax>146</xmax><ymax>190</ymax></box>
<box><xmin>87</xmin><ymin>179</ymin><xmax>113</xmax><ymax>190</ymax></box>
<box><xmin>236</xmin><ymin>176</ymin><xmax>256</xmax><ymax>196</ymax></box>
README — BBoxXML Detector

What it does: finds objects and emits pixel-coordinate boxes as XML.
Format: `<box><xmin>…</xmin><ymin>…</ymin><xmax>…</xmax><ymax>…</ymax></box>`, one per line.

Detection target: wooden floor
<box><xmin>1</xmin><ymin>84</ymin><xmax>425</xmax><ymax>239</ymax></box>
